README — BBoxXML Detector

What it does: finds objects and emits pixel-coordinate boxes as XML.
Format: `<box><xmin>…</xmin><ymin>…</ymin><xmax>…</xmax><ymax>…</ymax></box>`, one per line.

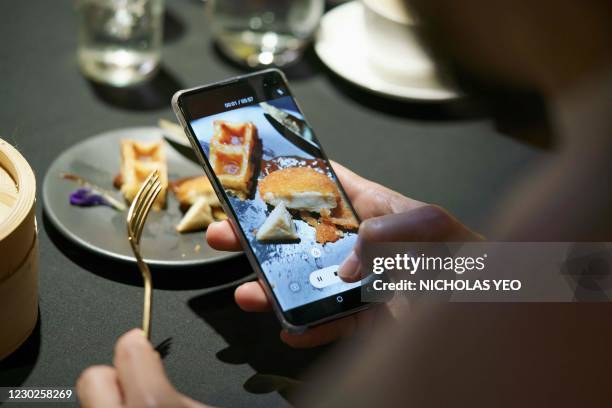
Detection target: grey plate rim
<box><xmin>42</xmin><ymin>127</ymin><xmax>241</xmax><ymax>268</ymax></box>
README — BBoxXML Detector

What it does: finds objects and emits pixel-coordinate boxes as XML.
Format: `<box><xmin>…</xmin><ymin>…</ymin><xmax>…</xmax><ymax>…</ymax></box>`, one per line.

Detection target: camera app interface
<box><xmin>187</xmin><ymin>82</ymin><xmax>361</xmax><ymax>311</ymax></box>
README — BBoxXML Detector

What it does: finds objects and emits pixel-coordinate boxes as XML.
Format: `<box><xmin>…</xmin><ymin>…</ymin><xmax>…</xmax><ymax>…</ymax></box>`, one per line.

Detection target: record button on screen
<box><xmin>309</xmin><ymin>265</ymin><xmax>341</xmax><ymax>289</ymax></box>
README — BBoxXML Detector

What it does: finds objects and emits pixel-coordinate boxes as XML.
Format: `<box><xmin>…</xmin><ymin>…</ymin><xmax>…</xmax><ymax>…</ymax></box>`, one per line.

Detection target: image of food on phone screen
<box><xmin>184</xmin><ymin>81</ymin><xmax>363</xmax><ymax>313</ymax></box>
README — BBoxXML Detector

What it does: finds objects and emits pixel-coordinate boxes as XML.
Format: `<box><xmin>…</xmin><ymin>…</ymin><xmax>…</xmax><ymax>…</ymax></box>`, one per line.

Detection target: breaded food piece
<box><xmin>119</xmin><ymin>139</ymin><xmax>167</xmax><ymax>210</ymax></box>
<box><xmin>209</xmin><ymin>121</ymin><xmax>259</xmax><ymax>199</ymax></box>
<box><xmin>299</xmin><ymin>211</ymin><xmax>319</xmax><ymax>228</ymax></box>
<box><xmin>212</xmin><ymin>207</ymin><xmax>227</xmax><ymax>221</ymax></box>
<box><xmin>170</xmin><ymin>175</ymin><xmax>220</xmax><ymax>210</ymax></box>
<box><xmin>315</xmin><ymin>222</ymin><xmax>342</xmax><ymax>244</ymax></box>
<box><xmin>259</xmin><ymin>167</ymin><xmax>339</xmax><ymax>212</ymax></box>
<box><xmin>325</xmin><ymin>196</ymin><xmax>359</xmax><ymax>230</ymax></box>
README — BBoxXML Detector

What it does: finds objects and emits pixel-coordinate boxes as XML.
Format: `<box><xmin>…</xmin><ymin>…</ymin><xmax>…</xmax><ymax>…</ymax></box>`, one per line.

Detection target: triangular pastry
<box><xmin>256</xmin><ymin>202</ymin><xmax>299</xmax><ymax>242</ymax></box>
<box><xmin>176</xmin><ymin>196</ymin><xmax>214</xmax><ymax>233</ymax></box>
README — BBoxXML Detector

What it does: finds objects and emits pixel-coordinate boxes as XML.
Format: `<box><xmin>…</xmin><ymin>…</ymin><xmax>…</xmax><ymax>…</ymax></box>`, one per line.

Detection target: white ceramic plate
<box><xmin>315</xmin><ymin>1</ymin><xmax>460</xmax><ymax>102</ymax></box>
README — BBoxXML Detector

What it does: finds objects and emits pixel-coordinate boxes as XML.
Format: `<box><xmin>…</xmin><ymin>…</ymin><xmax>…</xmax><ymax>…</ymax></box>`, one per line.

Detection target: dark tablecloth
<box><xmin>0</xmin><ymin>1</ymin><xmax>544</xmax><ymax>406</ymax></box>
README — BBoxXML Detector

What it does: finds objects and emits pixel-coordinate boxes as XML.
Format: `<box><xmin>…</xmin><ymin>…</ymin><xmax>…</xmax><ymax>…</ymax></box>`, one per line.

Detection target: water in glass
<box><xmin>209</xmin><ymin>0</ymin><xmax>324</xmax><ymax>67</ymax></box>
<box><xmin>77</xmin><ymin>0</ymin><xmax>164</xmax><ymax>87</ymax></box>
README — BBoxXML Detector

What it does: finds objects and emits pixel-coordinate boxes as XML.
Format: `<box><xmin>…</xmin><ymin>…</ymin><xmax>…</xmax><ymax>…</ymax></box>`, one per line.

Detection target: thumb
<box><xmin>339</xmin><ymin>205</ymin><xmax>482</xmax><ymax>282</ymax></box>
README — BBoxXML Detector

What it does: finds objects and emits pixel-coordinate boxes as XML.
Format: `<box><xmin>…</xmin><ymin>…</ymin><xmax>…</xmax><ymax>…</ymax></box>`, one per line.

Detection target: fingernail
<box><xmin>128</xmin><ymin>328</ymin><xmax>147</xmax><ymax>342</ymax></box>
<box><xmin>339</xmin><ymin>250</ymin><xmax>360</xmax><ymax>281</ymax></box>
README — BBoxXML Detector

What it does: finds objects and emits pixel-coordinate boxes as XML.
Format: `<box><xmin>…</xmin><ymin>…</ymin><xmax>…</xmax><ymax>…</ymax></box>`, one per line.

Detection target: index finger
<box><xmin>331</xmin><ymin>161</ymin><xmax>424</xmax><ymax>218</ymax></box>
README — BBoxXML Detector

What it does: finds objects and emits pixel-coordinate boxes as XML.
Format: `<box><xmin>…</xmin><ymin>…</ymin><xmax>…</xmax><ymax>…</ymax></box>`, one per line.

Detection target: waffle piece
<box><xmin>209</xmin><ymin>121</ymin><xmax>259</xmax><ymax>199</ymax></box>
<box><xmin>119</xmin><ymin>139</ymin><xmax>168</xmax><ymax>210</ymax></box>
<box><xmin>259</xmin><ymin>167</ymin><xmax>339</xmax><ymax>212</ymax></box>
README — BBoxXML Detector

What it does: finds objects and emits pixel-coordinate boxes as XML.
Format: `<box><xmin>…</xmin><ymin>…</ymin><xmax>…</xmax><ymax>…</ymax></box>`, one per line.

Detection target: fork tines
<box><xmin>127</xmin><ymin>170</ymin><xmax>162</xmax><ymax>244</ymax></box>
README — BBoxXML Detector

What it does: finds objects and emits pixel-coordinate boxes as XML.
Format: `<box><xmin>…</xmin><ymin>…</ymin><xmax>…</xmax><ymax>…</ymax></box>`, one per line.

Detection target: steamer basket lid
<box><xmin>0</xmin><ymin>139</ymin><xmax>36</xmax><ymax>278</ymax></box>
<box><xmin>0</xmin><ymin>162</ymin><xmax>18</xmax><ymax>224</ymax></box>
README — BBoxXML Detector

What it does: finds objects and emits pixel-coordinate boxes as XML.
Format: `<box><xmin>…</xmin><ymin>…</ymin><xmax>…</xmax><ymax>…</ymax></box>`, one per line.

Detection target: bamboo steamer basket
<box><xmin>0</xmin><ymin>138</ymin><xmax>38</xmax><ymax>360</ymax></box>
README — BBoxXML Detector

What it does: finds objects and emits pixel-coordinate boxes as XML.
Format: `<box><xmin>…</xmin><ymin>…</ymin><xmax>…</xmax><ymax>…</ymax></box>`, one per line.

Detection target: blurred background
<box><xmin>2</xmin><ymin>0</ymin><xmax>546</xmax><ymax>233</ymax></box>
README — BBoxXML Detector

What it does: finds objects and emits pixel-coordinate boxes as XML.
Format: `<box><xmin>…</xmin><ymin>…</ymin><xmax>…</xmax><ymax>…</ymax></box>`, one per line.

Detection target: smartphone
<box><xmin>172</xmin><ymin>69</ymin><xmax>377</xmax><ymax>332</ymax></box>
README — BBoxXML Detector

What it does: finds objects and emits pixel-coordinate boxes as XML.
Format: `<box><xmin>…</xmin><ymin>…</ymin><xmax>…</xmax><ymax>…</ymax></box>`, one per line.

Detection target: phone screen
<box><xmin>176</xmin><ymin>71</ymin><xmax>370</xmax><ymax>326</ymax></box>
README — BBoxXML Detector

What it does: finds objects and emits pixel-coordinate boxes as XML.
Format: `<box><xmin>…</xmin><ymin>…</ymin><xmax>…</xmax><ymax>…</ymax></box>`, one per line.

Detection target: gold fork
<box><xmin>126</xmin><ymin>169</ymin><xmax>162</xmax><ymax>339</ymax></box>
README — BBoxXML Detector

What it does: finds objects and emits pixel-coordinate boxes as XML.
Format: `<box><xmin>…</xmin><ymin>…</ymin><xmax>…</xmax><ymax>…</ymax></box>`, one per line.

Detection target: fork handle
<box><xmin>142</xmin><ymin>265</ymin><xmax>152</xmax><ymax>339</ymax></box>
<box><xmin>135</xmin><ymin>255</ymin><xmax>153</xmax><ymax>339</ymax></box>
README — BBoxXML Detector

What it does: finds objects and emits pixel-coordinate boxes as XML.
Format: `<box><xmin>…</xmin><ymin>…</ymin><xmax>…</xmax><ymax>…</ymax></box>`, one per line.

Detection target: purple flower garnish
<box><xmin>62</xmin><ymin>173</ymin><xmax>126</xmax><ymax>211</ymax></box>
<box><xmin>69</xmin><ymin>188</ymin><xmax>110</xmax><ymax>207</ymax></box>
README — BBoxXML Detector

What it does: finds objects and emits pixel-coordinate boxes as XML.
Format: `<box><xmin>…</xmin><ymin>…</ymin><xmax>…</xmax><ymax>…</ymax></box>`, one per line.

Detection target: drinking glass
<box><xmin>76</xmin><ymin>0</ymin><xmax>164</xmax><ymax>87</ymax></box>
<box><xmin>208</xmin><ymin>0</ymin><xmax>324</xmax><ymax>68</ymax></box>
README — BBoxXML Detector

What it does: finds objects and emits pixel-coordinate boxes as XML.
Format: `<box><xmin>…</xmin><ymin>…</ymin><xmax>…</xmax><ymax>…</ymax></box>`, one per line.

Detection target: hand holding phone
<box><xmin>208</xmin><ymin>160</ymin><xmax>420</xmax><ymax>347</ymax></box>
<box><xmin>173</xmin><ymin>69</ymin><xmax>383</xmax><ymax>332</ymax></box>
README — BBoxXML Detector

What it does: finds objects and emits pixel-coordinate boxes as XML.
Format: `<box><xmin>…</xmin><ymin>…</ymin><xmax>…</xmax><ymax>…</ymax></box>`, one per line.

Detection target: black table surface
<box><xmin>0</xmin><ymin>1</ymin><xmax>546</xmax><ymax>406</ymax></box>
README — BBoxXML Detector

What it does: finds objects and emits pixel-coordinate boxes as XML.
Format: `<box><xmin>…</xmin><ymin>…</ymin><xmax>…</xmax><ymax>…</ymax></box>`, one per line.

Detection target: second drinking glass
<box><xmin>208</xmin><ymin>0</ymin><xmax>324</xmax><ymax>68</ymax></box>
